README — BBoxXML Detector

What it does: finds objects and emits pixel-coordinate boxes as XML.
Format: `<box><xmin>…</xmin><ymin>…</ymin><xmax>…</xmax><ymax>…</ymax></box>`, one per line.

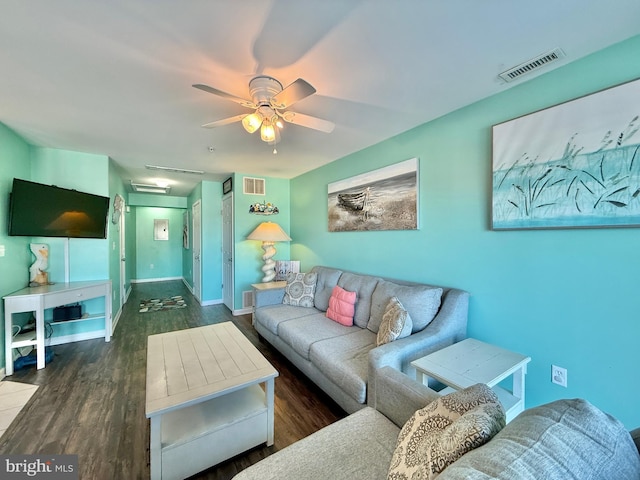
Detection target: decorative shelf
<box><xmin>249</xmin><ymin>202</ymin><xmax>279</xmax><ymax>215</ymax></box>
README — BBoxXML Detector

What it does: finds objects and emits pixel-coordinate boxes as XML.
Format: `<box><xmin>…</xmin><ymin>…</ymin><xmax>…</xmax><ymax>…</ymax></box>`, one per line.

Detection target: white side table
<box><xmin>251</xmin><ymin>281</ymin><xmax>286</xmax><ymax>325</ymax></box>
<box><xmin>411</xmin><ymin>338</ymin><xmax>531</xmax><ymax>423</ymax></box>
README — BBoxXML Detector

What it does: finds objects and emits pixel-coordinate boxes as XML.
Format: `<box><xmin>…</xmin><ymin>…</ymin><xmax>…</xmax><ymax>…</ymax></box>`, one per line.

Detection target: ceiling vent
<box><xmin>131</xmin><ymin>182</ymin><xmax>171</xmax><ymax>194</ymax></box>
<box><xmin>499</xmin><ymin>48</ymin><xmax>565</xmax><ymax>83</ymax></box>
<box><xmin>243</xmin><ymin>177</ymin><xmax>265</xmax><ymax>195</ymax></box>
<box><xmin>145</xmin><ymin>164</ymin><xmax>204</xmax><ymax>175</ymax></box>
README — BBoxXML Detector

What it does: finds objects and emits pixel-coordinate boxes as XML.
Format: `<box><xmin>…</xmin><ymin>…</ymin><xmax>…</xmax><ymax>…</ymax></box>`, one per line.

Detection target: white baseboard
<box><xmin>202</xmin><ymin>299</ymin><xmax>223</xmax><ymax>306</ymax></box>
<box><xmin>233</xmin><ymin>307</ymin><xmax>253</xmax><ymax>316</ymax></box>
<box><xmin>182</xmin><ymin>278</ymin><xmax>194</xmax><ymax>294</ymax></box>
<box><xmin>48</xmin><ymin>330</ymin><xmax>107</xmax><ymax>346</ymax></box>
<box><xmin>112</xmin><ymin>306</ymin><xmax>121</xmax><ymax>333</ymax></box>
<box><xmin>131</xmin><ymin>276</ymin><xmax>182</xmax><ymax>284</ymax></box>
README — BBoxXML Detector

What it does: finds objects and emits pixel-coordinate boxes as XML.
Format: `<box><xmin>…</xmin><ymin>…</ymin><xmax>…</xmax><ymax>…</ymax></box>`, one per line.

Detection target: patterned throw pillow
<box><xmin>282</xmin><ymin>272</ymin><xmax>317</xmax><ymax>307</ymax></box>
<box><xmin>388</xmin><ymin>383</ymin><xmax>505</xmax><ymax>479</ymax></box>
<box><xmin>376</xmin><ymin>296</ymin><xmax>413</xmax><ymax>346</ymax></box>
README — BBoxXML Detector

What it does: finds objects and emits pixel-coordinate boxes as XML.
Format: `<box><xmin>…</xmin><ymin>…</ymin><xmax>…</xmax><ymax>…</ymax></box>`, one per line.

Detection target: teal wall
<box><xmin>134</xmin><ymin>207</ymin><xmax>185</xmax><ymax>280</ymax></box>
<box><xmin>233</xmin><ymin>173</ymin><xmax>291</xmax><ymax>310</ymax></box>
<box><xmin>0</xmin><ymin>144</ymin><xmax>119</xmax><ymax>362</ymax></box>
<box><xmin>291</xmin><ymin>35</ymin><xmax>640</xmax><ymax>428</ymax></box>
<box><xmin>0</xmin><ymin>123</ymin><xmax>33</xmax><ymax>371</ymax></box>
<box><xmin>30</xmin><ymin>148</ymin><xmax>110</xmax><ymax>283</ymax></box>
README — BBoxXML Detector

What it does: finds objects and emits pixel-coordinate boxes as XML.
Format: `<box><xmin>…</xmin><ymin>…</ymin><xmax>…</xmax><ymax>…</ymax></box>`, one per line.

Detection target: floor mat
<box><xmin>139</xmin><ymin>295</ymin><xmax>187</xmax><ymax>313</ymax></box>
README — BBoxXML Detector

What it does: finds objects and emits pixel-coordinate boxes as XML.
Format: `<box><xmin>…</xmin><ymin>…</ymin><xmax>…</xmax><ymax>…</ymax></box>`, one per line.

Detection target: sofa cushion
<box><xmin>326</xmin><ymin>285</ymin><xmax>357</xmax><ymax>326</ymax></box>
<box><xmin>278</xmin><ymin>313</ymin><xmax>356</xmax><ymax>360</ymax></box>
<box><xmin>388</xmin><ymin>383</ymin><xmax>505</xmax><ymax>480</ymax></box>
<box><xmin>282</xmin><ymin>272</ymin><xmax>318</xmax><ymax>307</ymax></box>
<box><xmin>253</xmin><ymin>304</ymin><xmax>320</xmax><ymax>336</ymax></box>
<box><xmin>438</xmin><ymin>398</ymin><xmax>640</xmax><ymax>480</ymax></box>
<box><xmin>311</xmin><ymin>266</ymin><xmax>343</xmax><ymax>311</ymax></box>
<box><xmin>309</xmin><ymin>328</ymin><xmax>377</xmax><ymax>404</ymax></box>
<box><xmin>337</xmin><ymin>272</ymin><xmax>380</xmax><ymax>328</ymax></box>
<box><xmin>368</xmin><ymin>280</ymin><xmax>443</xmax><ymax>333</ymax></box>
<box><xmin>232</xmin><ymin>407</ymin><xmax>400</xmax><ymax>480</ymax></box>
<box><xmin>377</xmin><ymin>296</ymin><xmax>413</xmax><ymax>346</ymax></box>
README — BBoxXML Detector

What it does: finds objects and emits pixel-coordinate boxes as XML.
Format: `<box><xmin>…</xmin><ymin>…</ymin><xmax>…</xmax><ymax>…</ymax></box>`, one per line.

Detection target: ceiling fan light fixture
<box><xmin>242</xmin><ymin>112</ymin><xmax>263</xmax><ymax>133</ymax></box>
<box><xmin>261</xmin><ymin>121</ymin><xmax>276</xmax><ymax>143</ymax></box>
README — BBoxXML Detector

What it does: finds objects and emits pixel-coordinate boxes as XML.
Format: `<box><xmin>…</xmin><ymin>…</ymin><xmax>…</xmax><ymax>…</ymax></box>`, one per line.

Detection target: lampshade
<box><xmin>247</xmin><ymin>222</ymin><xmax>291</xmax><ymax>242</ymax></box>
<box><xmin>242</xmin><ymin>112</ymin><xmax>263</xmax><ymax>133</ymax></box>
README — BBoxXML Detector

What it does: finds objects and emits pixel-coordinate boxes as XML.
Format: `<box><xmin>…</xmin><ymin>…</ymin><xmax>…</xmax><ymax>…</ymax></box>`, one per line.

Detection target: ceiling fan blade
<box><xmin>193</xmin><ymin>84</ymin><xmax>256</xmax><ymax>109</ymax></box>
<box><xmin>201</xmin><ymin>114</ymin><xmax>247</xmax><ymax>129</ymax></box>
<box><xmin>281</xmin><ymin>111</ymin><xmax>335</xmax><ymax>133</ymax></box>
<box><xmin>271</xmin><ymin>78</ymin><xmax>316</xmax><ymax>109</ymax></box>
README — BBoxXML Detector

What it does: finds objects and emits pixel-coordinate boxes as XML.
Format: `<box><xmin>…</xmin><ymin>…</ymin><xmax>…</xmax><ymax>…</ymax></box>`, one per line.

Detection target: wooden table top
<box><xmin>145</xmin><ymin>322</ymin><xmax>278</xmax><ymax>417</ymax></box>
<box><xmin>411</xmin><ymin>338</ymin><xmax>530</xmax><ymax>390</ymax></box>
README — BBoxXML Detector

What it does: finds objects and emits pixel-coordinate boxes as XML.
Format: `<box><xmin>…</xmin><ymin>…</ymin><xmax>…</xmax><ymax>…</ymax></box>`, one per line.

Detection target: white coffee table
<box><xmin>145</xmin><ymin>322</ymin><xmax>278</xmax><ymax>480</ymax></box>
<box><xmin>411</xmin><ymin>338</ymin><xmax>531</xmax><ymax>423</ymax></box>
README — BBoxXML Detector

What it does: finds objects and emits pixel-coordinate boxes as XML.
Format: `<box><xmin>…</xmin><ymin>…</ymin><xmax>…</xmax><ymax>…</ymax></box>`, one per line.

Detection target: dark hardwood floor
<box><xmin>0</xmin><ymin>280</ymin><xmax>346</xmax><ymax>479</ymax></box>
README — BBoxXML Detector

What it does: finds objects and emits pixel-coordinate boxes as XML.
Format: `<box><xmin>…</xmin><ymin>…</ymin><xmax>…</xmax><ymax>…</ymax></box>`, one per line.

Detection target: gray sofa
<box><xmin>252</xmin><ymin>266</ymin><xmax>470</xmax><ymax>413</ymax></box>
<box><xmin>234</xmin><ymin>367</ymin><xmax>640</xmax><ymax>480</ymax></box>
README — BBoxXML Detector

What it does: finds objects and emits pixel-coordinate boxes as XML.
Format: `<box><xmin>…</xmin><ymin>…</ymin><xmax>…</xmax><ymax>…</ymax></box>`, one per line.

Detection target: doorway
<box><xmin>222</xmin><ymin>194</ymin><xmax>234</xmax><ymax>311</ymax></box>
<box><xmin>192</xmin><ymin>200</ymin><xmax>202</xmax><ymax>303</ymax></box>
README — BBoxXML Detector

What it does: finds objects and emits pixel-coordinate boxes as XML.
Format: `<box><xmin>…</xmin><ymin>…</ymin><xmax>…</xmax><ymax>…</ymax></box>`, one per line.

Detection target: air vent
<box><xmin>499</xmin><ymin>48</ymin><xmax>565</xmax><ymax>83</ymax></box>
<box><xmin>243</xmin><ymin>177</ymin><xmax>265</xmax><ymax>195</ymax></box>
<box><xmin>242</xmin><ymin>290</ymin><xmax>254</xmax><ymax>308</ymax></box>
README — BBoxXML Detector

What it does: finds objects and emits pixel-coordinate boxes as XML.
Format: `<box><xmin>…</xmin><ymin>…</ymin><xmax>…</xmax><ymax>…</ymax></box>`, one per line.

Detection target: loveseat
<box><xmin>234</xmin><ymin>367</ymin><xmax>640</xmax><ymax>480</ymax></box>
<box><xmin>252</xmin><ymin>266</ymin><xmax>469</xmax><ymax>413</ymax></box>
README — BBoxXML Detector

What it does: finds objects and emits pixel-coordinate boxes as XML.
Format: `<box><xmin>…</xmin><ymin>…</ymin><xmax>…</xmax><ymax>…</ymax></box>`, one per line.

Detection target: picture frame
<box><xmin>328</xmin><ymin>158</ymin><xmax>419</xmax><ymax>232</ymax></box>
<box><xmin>223</xmin><ymin>177</ymin><xmax>233</xmax><ymax>195</ymax></box>
<box><xmin>183</xmin><ymin>211</ymin><xmax>189</xmax><ymax>249</ymax></box>
<box><xmin>492</xmin><ymin>78</ymin><xmax>640</xmax><ymax>230</ymax></box>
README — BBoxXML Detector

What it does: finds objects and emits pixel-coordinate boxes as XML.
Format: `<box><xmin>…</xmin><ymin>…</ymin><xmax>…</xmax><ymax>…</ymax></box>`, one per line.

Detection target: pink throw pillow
<box><xmin>326</xmin><ymin>286</ymin><xmax>357</xmax><ymax>326</ymax></box>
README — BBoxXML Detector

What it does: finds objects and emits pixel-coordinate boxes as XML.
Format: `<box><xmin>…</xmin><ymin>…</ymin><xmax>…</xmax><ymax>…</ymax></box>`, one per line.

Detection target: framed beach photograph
<box><xmin>328</xmin><ymin>157</ymin><xmax>419</xmax><ymax>232</ymax></box>
<box><xmin>492</xmin><ymin>78</ymin><xmax>640</xmax><ymax>230</ymax></box>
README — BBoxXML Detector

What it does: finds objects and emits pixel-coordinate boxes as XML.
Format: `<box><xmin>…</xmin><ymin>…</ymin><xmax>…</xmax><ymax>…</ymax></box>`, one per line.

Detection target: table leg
<box><xmin>266</xmin><ymin>378</ymin><xmax>275</xmax><ymax>446</ymax></box>
<box><xmin>149</xmin><ymin>415</ymin><xmax>162</xmax><ymax>480</ymax></box>
<box><xmin>35</xmin><ymin>299</ymin><xmax>45</xmax><ymax>370</ymax></box>
<box><xmin>416</xmin><ymin>370</ymin><xmax>426</xmax><ymax>385</ymax></box>
<box><xmin>5</xmin><ymin>309</ymin><xmax>13</xmax><ymax>376</ymax></box>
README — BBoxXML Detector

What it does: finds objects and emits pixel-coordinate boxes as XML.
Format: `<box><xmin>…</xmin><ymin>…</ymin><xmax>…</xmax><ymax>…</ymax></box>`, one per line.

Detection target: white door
<box><xmin>119</xmin><ymin>203</ymin><xmax>126</xmax><ymax>307</ymax></box>
<box><xmin>222</xmin><ymin>194</ymin><xmax>234</xmax><ymax>311</ymax></box>
<box><xmin>192</xmin><ymin>200</ymin><xmax>202</xmax><ymax>303</ymax></box>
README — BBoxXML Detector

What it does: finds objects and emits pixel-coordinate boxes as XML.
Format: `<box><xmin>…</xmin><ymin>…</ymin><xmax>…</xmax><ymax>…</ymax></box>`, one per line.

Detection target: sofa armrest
<box><xmin>374</xmin><ymin>366</ymin><xmax>440</xmax><ymax>428</ymax></box>
<box><xmin>254</xmin><ymin>286</ymin><xmax>285</xmax><ymax>308</ymax></box>
<box><xmin>367</xmin><ymin>288</ymin><xmax>469</xmax><ymax>408</ymax></box>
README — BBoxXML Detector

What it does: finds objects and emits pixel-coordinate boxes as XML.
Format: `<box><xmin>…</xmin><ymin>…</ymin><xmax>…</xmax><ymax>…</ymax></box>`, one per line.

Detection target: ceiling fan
<box><xmin>193</xmin><ymin>76</ymin><xmax>335</xmax><ymax>146</ymax></box>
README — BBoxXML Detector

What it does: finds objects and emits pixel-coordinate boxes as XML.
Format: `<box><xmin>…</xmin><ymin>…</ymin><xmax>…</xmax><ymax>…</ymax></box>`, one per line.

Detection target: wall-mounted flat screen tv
<box><xmin>8</xmin><ymin>178</ymin><xmax>110</xmax><ymax>239</ymax></box>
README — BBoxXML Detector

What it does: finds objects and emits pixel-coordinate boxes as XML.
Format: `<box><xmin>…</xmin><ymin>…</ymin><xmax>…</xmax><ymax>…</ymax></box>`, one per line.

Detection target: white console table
<box><xmin>4</xmin><ymin>280</ymin><xmax>112</xmax><ymax>375</ymax></box>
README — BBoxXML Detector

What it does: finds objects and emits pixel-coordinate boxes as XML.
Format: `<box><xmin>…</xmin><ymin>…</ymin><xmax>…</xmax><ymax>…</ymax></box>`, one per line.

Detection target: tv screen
<box><xmin>8</xmin><ymin>178</ymin><xmax>110</xmax><ymax>239</ymax></box>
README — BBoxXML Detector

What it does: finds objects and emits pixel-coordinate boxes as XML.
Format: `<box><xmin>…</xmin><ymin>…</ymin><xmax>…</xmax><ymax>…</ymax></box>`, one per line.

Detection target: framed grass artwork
<box><xmin>328</xmin><ymin>157</ymin><xmax>419</xmax><ymax>232</ymax></box>
<box><xmin>492</xmin><ymin>78</ymin><xmax>640</xmax><ymax>230</ymax></box>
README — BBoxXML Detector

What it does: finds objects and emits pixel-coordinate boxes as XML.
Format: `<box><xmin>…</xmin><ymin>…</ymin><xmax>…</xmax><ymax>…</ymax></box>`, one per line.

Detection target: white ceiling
<box><xmin>1</xmin><ymin>1</ymin><xmax>639</xmax><ymax>196</ymax></box>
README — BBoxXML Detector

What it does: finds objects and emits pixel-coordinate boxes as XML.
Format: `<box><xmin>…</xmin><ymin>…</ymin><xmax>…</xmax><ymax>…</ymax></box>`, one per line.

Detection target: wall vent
<box><xmin>242</xmin><ymin>290</ymin><xmax>254</xmax><ymax>308</ymax></box>
<box><xmin>499</xmin><ymin>48</ymin><xmax>565</xmax><ymax>83</ymax></box>
<box><xmin>243</xmin><ymin>177</ymin><xmax>265</xmax><ymax>195</ymax></box>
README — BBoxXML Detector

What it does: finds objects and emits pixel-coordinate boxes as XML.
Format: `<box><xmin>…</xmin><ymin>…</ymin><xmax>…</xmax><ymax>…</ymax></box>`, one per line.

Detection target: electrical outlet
<box><xmin>552</xmin><ymin>365</ymin><xmax>567</xmax><ymax>387</ymax></box>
